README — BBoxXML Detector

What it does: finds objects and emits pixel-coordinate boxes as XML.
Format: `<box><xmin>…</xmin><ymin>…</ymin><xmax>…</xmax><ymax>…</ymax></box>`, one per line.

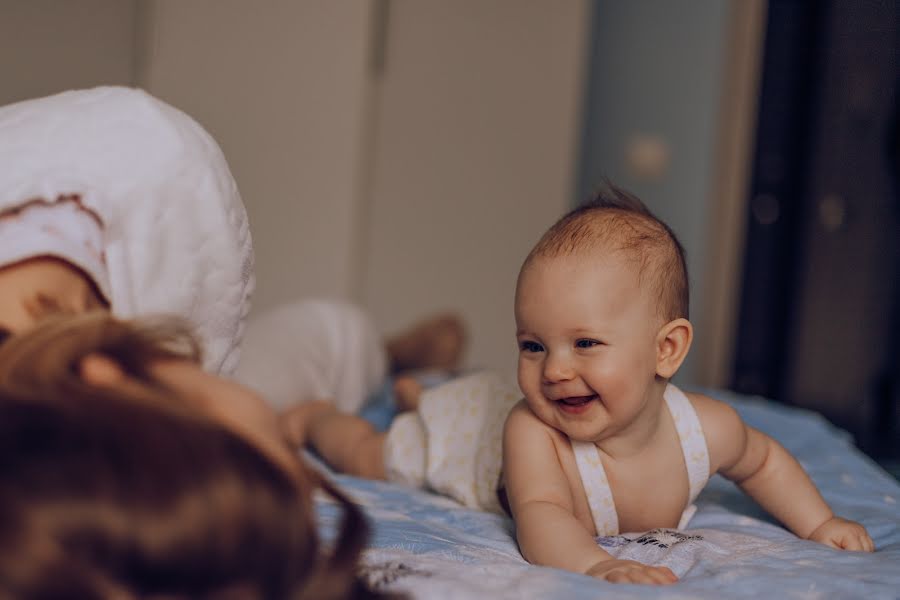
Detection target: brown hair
<box><xmin>522</xmin><ymin>181</ymin><xmax>689</xmax><ymax>321</ymax></box>
<box><xmin>0</xmin><ymin>313</ymin><xmax>397</xmax><ymax>600</ymax></box>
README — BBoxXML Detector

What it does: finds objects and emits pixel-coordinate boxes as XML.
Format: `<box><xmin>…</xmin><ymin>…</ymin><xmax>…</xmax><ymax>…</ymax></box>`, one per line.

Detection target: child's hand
<box><xmin>807</xmin><ymin>517</ymin><xmax>875</xmax><ymax>552</ymax></box>
<box><xmin>585</xmin><ymin>559</ymin><xmax>678</xmax><ymax>585</ymax></box>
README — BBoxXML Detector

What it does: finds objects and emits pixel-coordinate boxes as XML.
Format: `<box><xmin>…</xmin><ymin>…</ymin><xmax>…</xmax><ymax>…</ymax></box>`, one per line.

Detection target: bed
<box><xmin>311</xmin><ymin>386</ymin><xmax>900</xmax><ymax>599</ymax></box>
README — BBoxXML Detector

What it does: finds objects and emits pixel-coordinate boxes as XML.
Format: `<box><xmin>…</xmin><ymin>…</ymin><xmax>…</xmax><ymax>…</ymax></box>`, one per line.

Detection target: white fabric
<box><xmin>572</xmin><ymin>435</ymin><xmax>619</xmax><ymax>535</ymax></box>
<box><xmin>384</xmin><ymin>411</ymin><xmax>428</xmax><ymax>488</ymax></box>
<box><xmin>0</xmin><ymin>87</ymin><xmax>253</xmax><ymax>374</ymax></box>
<box><xmin>383</xmin><ymin>371</ymin><xmax>521</xmax><ymax>513</ymax></box>
<box><xmin>571</xmin><ymin>383</ymin><xmax>710</xmax><ymax>535</ymax></box>
<box><xmin>666</xmin><ymin>383</ymin><xmax>710</xmax><ymax>524</ymax></box>
<box><xmin>233</xmin><ymin>299</ymin><xmax>387</xmax><ymax>414</ymax></box>
<box><xmin>0</xmin><ymin>199</ymin><xmax>110</xmax><ymax>301</ymax></box>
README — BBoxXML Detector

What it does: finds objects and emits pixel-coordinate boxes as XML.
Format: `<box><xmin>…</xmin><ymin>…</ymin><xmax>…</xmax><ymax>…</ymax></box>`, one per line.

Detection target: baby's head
<box><xmin>519</xmin><ymin>183</ymin><xmax>688</xmax><ymax>324</ymax></box>
<box><xmin>0</xmin><ymin>256</ymin><xmax>106</xmax><ymax>338</ymax></box>
<box><xmin>514</xmin><ymin>183</ymin><xmax>692</xmax><ymax>442</ymax></box>
<box><xmin>0</xmin><ymin>197</ymin><xmax>109</xmax><ymax>336</ymax></box>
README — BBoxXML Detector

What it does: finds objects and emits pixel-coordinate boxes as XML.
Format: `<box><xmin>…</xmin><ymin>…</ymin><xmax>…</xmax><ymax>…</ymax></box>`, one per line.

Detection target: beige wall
<box><xmin>0</xmin><ymin>0</ymin><xmax>591</xmax><ymax>375</ymax></box>
<box><xmin>134</xmin><ymin>0</ymin><xmax>376</xmax><ymax>312</ymax></box>
<box><xmin>698</xmin><ymin>0</ymin><xmax>767</xmax><ymax>387</ymax></box>
<box><xmin>360</xmin><ymin>0</ymin><xmax>591</xmax><ymax>374</ymax></box>
<box><xmin>1</xmin><ymin>2</ymin><xmax>757</xmax><ymax>382</ymax></box>
<box><xmin>0</xmin><ymin>0</ymin><xmax>136</xmax><ymax>106</ymax></box>
<box><xmin>133</xmin><ymin>0</ymin><xmax>591</xmax><ymax>374</ymax></box>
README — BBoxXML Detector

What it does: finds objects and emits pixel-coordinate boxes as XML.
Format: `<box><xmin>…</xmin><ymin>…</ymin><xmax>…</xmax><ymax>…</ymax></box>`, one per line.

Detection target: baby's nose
<box><xmin>542</xmin><ymin>353</ymin><xmax>575</xmax><ymax>382</ymax></box>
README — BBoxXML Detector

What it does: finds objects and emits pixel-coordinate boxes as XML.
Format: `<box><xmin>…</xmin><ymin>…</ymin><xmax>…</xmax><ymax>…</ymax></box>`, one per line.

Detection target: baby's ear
<box><xmin>79</xmin><ymin>353</ymin><xmax>126</xmax><ymax>387</ymax></box>
<box><xmin>655</xmin><ymin>318</ymin><xmax>693</xmax><ymax>379</ymax></box>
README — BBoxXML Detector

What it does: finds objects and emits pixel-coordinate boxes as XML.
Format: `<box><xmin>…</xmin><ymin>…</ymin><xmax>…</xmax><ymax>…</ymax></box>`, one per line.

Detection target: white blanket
<box><xmin>0</xmin><ymin>87</ymin><xmax>253</xmax><ymax>374</ymax></box>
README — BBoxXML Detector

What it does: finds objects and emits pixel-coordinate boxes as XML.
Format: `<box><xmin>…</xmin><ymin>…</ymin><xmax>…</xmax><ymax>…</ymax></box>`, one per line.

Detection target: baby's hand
<box><xmin>807</xmin><ymin>516</ymin><xmax>875</xmax><ymax>552</ymax></box>
<box><xmin>586</xmin><ymin>559</ymin><xmax>678</xmax><ymax>585</ymax></box>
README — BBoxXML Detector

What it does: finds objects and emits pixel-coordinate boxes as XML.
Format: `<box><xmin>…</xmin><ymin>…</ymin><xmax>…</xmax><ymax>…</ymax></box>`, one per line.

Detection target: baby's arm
<box><xmin>694</xmin><ymin>394</ymin><xmax>874</xmax><ymax>552</ymax></box>
<box><xmin>503</xmin><ymin>403</ymin><xmax>677</xmax><ymax>585</ymax></box>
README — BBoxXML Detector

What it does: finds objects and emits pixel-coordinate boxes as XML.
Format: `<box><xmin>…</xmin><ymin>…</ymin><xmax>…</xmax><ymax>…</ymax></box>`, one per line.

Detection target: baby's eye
<box><xmin>575</xmin><ymin>338</ymin><xmax>601</xmax><ymax>349</ymax></box>
<box><xmin>519</xmin><ymin>340</ymin><xmax>544</xmax><ymax>353</ymax></box>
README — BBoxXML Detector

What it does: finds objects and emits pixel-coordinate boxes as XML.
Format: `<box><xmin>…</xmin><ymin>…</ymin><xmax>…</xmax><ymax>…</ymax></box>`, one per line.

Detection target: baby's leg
<box><xmin>282</xmin><ymin>401</ymin><xmax>386</xmax><ymax>480</ymax></box>
<box><xmin>393</xmin><ymin>376</ymin><xmax>424</xmax><ymax>412</ymax></box>
<box><xmin>385</xmin><ymin>313</ymin><xmax>466</xmax><ymax>373</ymax></box>
<box><xmin>393</xmin><ymin>367</ymin><xmax>469</xmax><ymax>412</ymax></box>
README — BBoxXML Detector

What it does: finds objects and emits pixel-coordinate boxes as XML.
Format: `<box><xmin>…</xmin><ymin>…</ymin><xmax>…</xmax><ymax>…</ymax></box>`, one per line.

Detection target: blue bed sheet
<box><xmin>314</xmin><ymin>389</ymin><xmax>900</xmax><ymax>599</ymax></box>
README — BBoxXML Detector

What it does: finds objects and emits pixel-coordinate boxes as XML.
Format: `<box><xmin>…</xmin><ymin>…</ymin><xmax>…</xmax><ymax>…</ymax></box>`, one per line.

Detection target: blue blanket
<box><xmin>314</xmin><ymin>389</ymin><xmax>900</xmax><ymax>599</ymax></box>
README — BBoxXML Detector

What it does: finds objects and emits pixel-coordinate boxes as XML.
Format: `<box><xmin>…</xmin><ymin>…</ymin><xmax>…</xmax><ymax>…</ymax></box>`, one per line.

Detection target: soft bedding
<box><xmin>314</xmin><ymin>388</ymin><xmax>900</xmax><ymax>599</ymax></box>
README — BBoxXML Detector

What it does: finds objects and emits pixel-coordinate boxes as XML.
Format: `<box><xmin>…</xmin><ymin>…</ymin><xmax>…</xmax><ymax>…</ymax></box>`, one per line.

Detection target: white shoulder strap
<box><xmin>570</xmin><ymin>440</ymin><xmax>619</xmax><ymax>536</ymax></box>
<box><xmin>664</xmin><ymin>384</ymin><xmax>710</xmax><ymax>506</ymax></box>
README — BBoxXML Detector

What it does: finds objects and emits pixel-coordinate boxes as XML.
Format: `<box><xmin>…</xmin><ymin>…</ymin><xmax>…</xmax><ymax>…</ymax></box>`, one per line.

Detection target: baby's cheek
<box><xmin>516</xmin><ymin>360</ymin><xmax>536</xmax><ymax>391</ymax></box>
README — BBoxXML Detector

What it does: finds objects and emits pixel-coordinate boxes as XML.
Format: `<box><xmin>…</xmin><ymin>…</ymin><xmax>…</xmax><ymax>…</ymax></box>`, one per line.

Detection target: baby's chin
<box><xmin>555</xmin><ymin>413</ymin><xmax>615</xmax><ymax>442</ymax></box>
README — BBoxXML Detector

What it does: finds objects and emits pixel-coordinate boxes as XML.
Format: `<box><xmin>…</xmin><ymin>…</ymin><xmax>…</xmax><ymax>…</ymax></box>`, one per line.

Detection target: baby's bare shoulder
<box><xmin>505</xmin><ymin>399</ymin><xmax>547</xmax><ymax>433</ymax></box>
<box><xmin>682</xmin><ymin>391</ymin><xmax>744</xmax><ymax>425</ymax></box>
<box><xmin>503</xmin><ymin>401</ymin><xmax>576</xmax><ymax>509</ymax></box>
<box><xmin>684</xmin><ymin>391</ymin><xmax>748</xmax><ymax>471</ymax></box>
<box><xmin>504</xmin><ymin>401</ymin><xmax>570</xmax><ymax>445</ymax></box>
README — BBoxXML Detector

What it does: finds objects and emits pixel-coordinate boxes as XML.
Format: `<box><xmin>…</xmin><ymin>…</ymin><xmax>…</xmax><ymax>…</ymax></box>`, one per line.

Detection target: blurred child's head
<box><xmin>0</xmin><ymin>197</ymin><xmax>110</xmax><ymax>335</ymax></box>
<box><xmin>0</xmin><ymin>313</ymin><xmax>392</xmax><ymax>600</ymax></box>
<box><xmin>513</xmin><ymin>183</ymin><xmax>692</xmax><ymax>443</ymax></box>
<box><xmin>0</xmin><ymin>255</ymin><xmax>106</xmax><ymax>336</ymax></box>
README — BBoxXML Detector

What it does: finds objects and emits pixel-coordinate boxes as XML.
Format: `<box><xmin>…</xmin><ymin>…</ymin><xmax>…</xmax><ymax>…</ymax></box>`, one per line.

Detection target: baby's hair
<box><xmin>0</xmin><ymin>313</ymin><xmax>397</xmax><ymax>600</ymax></box>
<box><xmin>524</xmin><ymin>181</ymin><xmax>689</xmax><ymax>321</ymax></box>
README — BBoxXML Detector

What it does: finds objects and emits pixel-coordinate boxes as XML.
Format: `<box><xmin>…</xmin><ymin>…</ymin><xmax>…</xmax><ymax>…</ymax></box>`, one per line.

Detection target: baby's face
<box><xmin>0</xmin><ymin>257</ymin><xmax>105</xmax><ymax>335</ymax></box>
<box><xmin>514</xmin><ymin>252</ymin><xmax>663</xmax><ymax>443</ymax></box>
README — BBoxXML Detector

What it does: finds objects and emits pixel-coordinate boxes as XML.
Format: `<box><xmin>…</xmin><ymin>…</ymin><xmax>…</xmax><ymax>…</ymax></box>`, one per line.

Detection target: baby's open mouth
<box><xmin>556</xmin><ymin>395</ymin><xmax>597</xmax><ymax>408</ymax></box>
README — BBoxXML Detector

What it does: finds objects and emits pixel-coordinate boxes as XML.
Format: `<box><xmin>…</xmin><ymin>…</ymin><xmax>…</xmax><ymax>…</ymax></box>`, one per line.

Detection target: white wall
<box><xmin>134</xmin><ymin>0</ymin><xmax>376</xmax><ymax>312</ymax></box>
<box><xmin>0</xmin><ymin>0</ymin><xmax>135</xmax><ymax>106</ymax></box>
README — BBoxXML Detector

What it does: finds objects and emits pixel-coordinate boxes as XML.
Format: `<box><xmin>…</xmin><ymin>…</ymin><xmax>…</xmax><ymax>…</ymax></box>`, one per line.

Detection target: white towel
<box><xmin>0</xmin><ymin>87</ymin><xmax>254</xmax><ymax>374</ymax></box>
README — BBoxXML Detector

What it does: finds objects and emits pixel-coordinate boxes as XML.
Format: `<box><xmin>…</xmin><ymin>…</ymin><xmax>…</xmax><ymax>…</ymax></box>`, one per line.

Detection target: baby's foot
<box><xmin>393</xmin><ymin>376</ymin><xmax>424</xmax><ymax>412</ymax></box>
<box><xmin>280</xmin><ymin>400</ymin><xmax>337</xmax><ymax>450</ymax></box>
<box><xmin>386</xmin><ymin>313</ymin><xmax>467</xmax><ymax>373</ymax></box>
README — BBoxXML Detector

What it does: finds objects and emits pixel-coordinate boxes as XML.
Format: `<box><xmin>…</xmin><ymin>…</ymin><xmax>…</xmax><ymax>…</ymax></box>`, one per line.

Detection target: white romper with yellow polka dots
<box><xmin>383</xmin><ymin>372</ymin><xmax>521</xmax><ymax>514</ymax></box>
<box><xmin>571</xmin><ymin>383</ymin><xmax>710</xmax><ymax>536</ymax></box>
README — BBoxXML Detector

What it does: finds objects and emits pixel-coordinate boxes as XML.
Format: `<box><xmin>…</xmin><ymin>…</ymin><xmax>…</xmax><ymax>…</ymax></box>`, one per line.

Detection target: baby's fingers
<box><xmin>647</xmin><ymin>566</ymin><xmax>678</xmax><ymax>585</ymax></box>
<box><xmin>606</xmin><ymin>571</ymin><xmax>641</xmax><ymax>585</ymax></box>
<box><xmin>607</xmin><ymin>570</ymin><xmax>657</xmax><ymax>586</ymax></box>
<box><xmin>825</xmin><ymin>532</ymin><xmax>874</xmax><ymax>552</ymax></box>
<box><xmin>842</xmin><ymin>532</ymin><xmax>875</xmax><ymax>553</ymax></box>
<box><xmin>615</xmin><ymin>567</ymin><xmax>677</xmax><ymax>586</ymax></box>
<box><xmin>595</xmin><ymin>560</ymin><xmax>678</xmax><ymax>586</ymax></box>
<box><xmin>808</xmin><ymin>518</ymin><xmax>875</xmax><ymax>553</ymax></box>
